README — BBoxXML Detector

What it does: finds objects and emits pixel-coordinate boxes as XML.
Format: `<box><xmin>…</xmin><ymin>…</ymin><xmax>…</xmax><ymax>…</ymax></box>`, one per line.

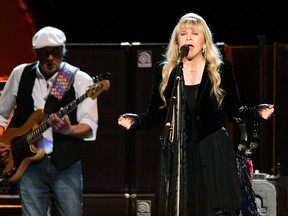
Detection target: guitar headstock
<box><xmin>87</xmin><ymin>73</ymin><xmax>110</xmax><ymax>100</ymax></box>
<box><xmin>93</xmin><ymin>72</ymin><xmax>111</xmax><ymax>83</ymax></box>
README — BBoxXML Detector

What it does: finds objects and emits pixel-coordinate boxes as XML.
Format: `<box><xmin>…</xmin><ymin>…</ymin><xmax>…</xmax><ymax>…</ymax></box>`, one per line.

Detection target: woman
<box><xmin>118</xmin><ymin>12</ymin><xmax>274</xmax><ymax>216</ymax></box>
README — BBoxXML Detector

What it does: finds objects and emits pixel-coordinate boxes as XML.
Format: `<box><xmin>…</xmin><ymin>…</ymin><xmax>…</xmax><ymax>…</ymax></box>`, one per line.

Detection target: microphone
<box><xmin>178</xmin><ymin>44</ymin><xmax>189</xmax><ymax>62</ymax></box>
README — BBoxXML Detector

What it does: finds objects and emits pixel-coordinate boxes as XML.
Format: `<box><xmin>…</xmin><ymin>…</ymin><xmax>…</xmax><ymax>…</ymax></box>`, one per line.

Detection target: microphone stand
<box><xmin>161</xmin><ymin>62</ymin><xmax>183</xmax><ymax>141</ymax></box>
<box><xmin>160</xmin><ymin>57</ymin><xmax>184</xmax><ymax>216</ymax></box>
<box><xmin>175</xmin><ymin>60</ymin><xmax>185</xmax><ymax>216</ymax></box>
<box><xmin>161</xmin><ymin>53</ymin><xmax>185</xmax><ymax>141</ymax></box>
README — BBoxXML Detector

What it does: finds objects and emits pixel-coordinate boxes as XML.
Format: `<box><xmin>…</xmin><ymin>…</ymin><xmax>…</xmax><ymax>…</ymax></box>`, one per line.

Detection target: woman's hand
<box><xmin>258</xmin><ymin>104</ymin><xmax>275</xmax><ymax>120</ymax></box>
<box><xmin>118</xmin><ymin>113</ymin><xmax>139</xmax><ymax>130</ymax></box>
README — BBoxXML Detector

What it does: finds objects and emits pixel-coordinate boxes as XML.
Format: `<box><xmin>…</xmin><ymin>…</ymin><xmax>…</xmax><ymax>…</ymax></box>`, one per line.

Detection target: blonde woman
<box><xmin>118</xmin><ymin>12</ymin><xmax>274</xmax><ymax>216</ymax></box>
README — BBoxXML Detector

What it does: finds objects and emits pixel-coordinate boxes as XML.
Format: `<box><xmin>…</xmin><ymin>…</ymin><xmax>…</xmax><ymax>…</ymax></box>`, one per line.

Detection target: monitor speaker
<box><xmin>252</xmin><ymin>174</ymin><xmax>288</xmax><ymax>216</ymax></box>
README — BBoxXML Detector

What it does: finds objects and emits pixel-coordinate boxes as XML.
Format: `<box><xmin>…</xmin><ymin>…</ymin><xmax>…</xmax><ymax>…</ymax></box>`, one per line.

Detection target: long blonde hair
<box><xmin>160</xmin><ymin>12</ymin><xmax>225</xmax><ymax>109</ymax></box>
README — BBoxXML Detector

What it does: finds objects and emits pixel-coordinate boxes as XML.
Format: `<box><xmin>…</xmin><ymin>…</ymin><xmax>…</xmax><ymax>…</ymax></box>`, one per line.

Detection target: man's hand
<box><xmin>48</xmin><ymin>113</ymin><xmax>92</xmax><ymax>138</ymax></box>
<box><xmin>0</xmin><ymin>142</ymin><xmax>10</xmax><ymax>163</ymax></box>
<box><xmin>48</xmin><ymin>113</ymin><xmax>73</xmax><ymax>135</ymax></box>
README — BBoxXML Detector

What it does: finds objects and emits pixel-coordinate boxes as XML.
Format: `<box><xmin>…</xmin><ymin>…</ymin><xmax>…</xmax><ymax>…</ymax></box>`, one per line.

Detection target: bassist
<box><xmin>0</xmin><ymin>26</ymin><xmax>98</xmax><ymax>216</ymax></box>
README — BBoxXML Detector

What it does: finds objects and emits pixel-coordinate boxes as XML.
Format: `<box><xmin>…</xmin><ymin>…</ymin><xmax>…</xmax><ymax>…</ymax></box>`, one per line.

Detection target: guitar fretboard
<box><xmin>25</xmin><ymin>93</ymin><xmax>88</xmax><ymax>145</ymax></box>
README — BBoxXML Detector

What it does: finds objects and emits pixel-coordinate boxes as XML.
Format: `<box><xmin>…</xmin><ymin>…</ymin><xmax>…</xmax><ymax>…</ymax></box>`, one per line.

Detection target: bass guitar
<box><xmin>0</xmin><ymin>72</ymin><xmax>110</xmax><ymax>182</ymax></box>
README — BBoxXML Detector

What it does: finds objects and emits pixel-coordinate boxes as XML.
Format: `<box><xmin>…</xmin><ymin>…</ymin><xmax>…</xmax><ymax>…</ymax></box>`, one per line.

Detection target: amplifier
<box><xmin>83</xmin><ymin>193</ymin><xmax>155</xmax><ymax>216</ymax></box>
<box><xmin>0</xmin><ymin>193</ymin><xmax>155</xmax><ymax>216</ymax></box>
<box><xmin>252</xmin><ymin>173</ymin><xmax>288</xmax><ymax>216</ymax></box>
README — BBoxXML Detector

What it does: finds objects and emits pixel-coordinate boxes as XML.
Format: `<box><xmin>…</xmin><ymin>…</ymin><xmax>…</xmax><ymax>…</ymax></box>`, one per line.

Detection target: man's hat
<box><xmin>32</xmin><ymin>26</ymin><xmax>66</xmax><ymax>49</ymax></box>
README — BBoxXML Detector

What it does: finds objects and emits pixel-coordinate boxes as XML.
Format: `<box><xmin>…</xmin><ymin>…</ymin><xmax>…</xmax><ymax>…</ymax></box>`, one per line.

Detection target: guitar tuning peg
<box><xmin>105</xmin><ymin>72</ymin><xmax>111</xmax><ymax>78</ymax></box>
<box><xmin>100</xmin><ymin>72</ymin><xmax>111</xmax><ymax>80</ymax></box>
<box><xmin>93</xmin><ymin>72</ymin><xmax>111</xmax><ymax>83</ymax></box>
<box><xmin>92</xmin><ymin>76</ymin><xmax>98</xmax><ymax>83</ymax></box>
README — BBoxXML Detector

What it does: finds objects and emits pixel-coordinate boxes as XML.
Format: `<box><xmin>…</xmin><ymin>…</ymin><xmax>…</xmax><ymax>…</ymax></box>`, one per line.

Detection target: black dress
<box><xmin>184</xmin><ymin>84</ymin><xmax>242</xmax><ymax>216</ymax></box>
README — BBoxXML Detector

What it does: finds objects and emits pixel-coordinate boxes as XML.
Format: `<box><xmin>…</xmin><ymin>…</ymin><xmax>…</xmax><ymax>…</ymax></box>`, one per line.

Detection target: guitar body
<box><xmin>0</xmin><ymin>109</ymin><xmax>46</xmax><ymax>182</ymax></box>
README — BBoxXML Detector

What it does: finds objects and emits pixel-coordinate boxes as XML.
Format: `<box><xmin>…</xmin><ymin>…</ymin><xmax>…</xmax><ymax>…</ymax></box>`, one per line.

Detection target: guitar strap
<box><xmin>44</xmin><ymin>63</ymin><xmax>79</xmax><ymax>114</ymax></box>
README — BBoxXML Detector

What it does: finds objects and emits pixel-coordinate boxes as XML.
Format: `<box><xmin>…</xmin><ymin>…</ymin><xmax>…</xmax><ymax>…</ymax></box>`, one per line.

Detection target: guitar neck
<box><xmin>57</xmin><ymin>93</ymin><xmax>87</xmax><ymax>119</ymax></box>
<box><xmin>26</xmin><ymin>93</ymin><xmax>88</xmax><ymax>144</ymax></box>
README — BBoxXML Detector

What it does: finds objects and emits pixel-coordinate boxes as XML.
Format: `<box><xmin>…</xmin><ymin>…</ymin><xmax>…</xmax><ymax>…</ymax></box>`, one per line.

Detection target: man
<box><xmin>0</xmin><ymin>26</ymin><xmax>98</xmax><ymax>215</ymax></box>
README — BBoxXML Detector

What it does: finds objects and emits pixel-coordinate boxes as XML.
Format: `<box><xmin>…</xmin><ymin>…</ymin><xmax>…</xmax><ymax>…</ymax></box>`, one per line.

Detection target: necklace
<box><xmin>183</xmin><ymin>60</ymin><xmax>205</xmax><ymax>72</ymax></box>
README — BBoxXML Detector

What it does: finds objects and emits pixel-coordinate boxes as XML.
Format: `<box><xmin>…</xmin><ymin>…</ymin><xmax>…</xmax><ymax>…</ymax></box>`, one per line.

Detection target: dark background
<box><xmin>22</xmin><ymin>0</ymin><xmax>288</xmax><ymax>191</ymax></box>
<box><xmin>25</xmin><ymin>0</ymin><xmax>287</xmax><ymax>46</ymax></box>
<box><xmin>1</xmin><ymin>1</ymin><xmax>288</xmax><ymax>215</ymax></box>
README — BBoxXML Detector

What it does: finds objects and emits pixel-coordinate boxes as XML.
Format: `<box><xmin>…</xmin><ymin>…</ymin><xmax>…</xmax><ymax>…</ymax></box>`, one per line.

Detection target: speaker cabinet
<box><xmin>252</xmin><ymin>174</ymin><xmax>288</xmax><ymax>216</ymax></box>
<box><xmin>83</xmin><ymin>193</ymin><xmax>155</xmax><ymax>216</ymax></box>
<box><xmin>0</xmin><ymin>193</ymin><xmax>156</xmax><ymax>216</ymax></box>
<box><xmin>65</xmin><ymin>43</ymin><xmax>167</xmax><ymax>194</ymax></box>
<box><xmin>66</xmin><ymin>44</ymin><xmax>129</xmax><ymax>192</ymax></box>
